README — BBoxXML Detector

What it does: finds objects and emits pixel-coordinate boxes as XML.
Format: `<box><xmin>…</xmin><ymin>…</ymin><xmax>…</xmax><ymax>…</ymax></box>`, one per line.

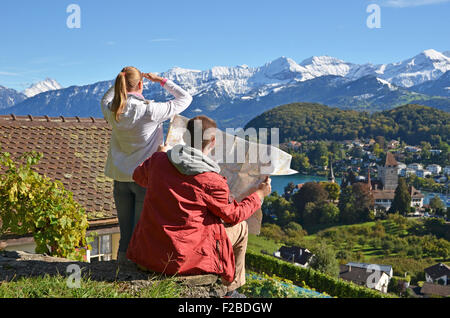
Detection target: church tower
<box><xmin>328</xmin><ymin>159</ymin><xmax>335</xmax><ymax>183</ymax></box>
<box><xmin>378</xmin><ymin>152</ymin><xmax>399</xmax><ymax>190</ymax></box>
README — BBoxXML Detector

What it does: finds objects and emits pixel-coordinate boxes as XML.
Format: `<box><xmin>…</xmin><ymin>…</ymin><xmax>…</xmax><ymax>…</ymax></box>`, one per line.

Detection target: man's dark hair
<box><xmin>185</xmin><ymin>115</ymin><xmax>217</xmax><ymax>150</ymax></box>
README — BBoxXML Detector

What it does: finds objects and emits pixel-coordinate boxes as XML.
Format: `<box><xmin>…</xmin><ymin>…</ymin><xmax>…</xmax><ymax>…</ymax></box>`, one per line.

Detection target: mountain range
<box><xmin>1</xmin><ymin>49</ymin><xmax>449</xmax><ymax>128</ymax></box>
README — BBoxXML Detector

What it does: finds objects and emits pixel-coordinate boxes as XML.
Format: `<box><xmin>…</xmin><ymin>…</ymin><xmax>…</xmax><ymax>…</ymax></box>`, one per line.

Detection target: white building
<box><xmin>339</xmin><ymin>263</ymin><xmax>392</xmax><ymax>293</ymax></box>
<box><xmin>424</xmin><ymin>263</ymin><xmax>450</xmax><ymax>286</ymax></box>
<box><xmin>430</xmin><ymin>149</ymin><xmax>442</xmax><ymax>156</ymax></box>
<box><xmin>397</xmin><ymin>162</ymin><xmax>407</xmax><ymax>171</ymax></box>
<box><xmin>347</xmin><ymin>262</ymin><xmax>393</xmax><ymax>278</ymax></box>
<box><xmin>408</xmin><ymin>163</ymin><xmax>423</xmax><ymax>171</ymax></box>
<box><xmin>274</xmin><ymin>246</ymin><xmax>314</xmax><ymax>268</ymax></box>
<box><xmin>399</xmin><ymin>168</ymin><xmax>416</xmax><ymax>177</ymax></box>
<box><xmin>405</xmin><ymin>146</ymin><xmax>421</xmax><ymax>153</ymax></box>
<box><xmin>444</xmin><ymin>166</ymin><xmax>450</xmax><ymax>175</ymax></box>
<box><xmin>426</xmin><ymin>164</ymin><xmax>442</xmax><ymax>175</ymax></box>
<box><xmin>416</xmin><ymin>169</ymin><xmax>432</xmax><ymax>178</ymax></box>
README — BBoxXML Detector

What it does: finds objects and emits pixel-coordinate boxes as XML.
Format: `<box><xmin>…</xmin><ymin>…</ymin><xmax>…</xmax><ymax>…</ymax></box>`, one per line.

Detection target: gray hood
<box><xmin>167</xmin><ymin>144</ymin><xmax>221</xmax><ymax>176</ymax></box>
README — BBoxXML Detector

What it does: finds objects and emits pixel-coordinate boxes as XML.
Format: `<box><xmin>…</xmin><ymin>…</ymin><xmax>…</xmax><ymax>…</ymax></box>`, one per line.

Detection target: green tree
<box><xmin>318</xmin><ymin>202</ymin><xmax>340</xmax><ymax>224</ymax></box>
<box><xmin>319</xmin><ymin>156</ymin><xmax>329</xmax><ymax>169</ymax></box>
<box><xmin>262</xmin><ymin>193</ymin><xmax>296</xmax><ymax>227</ymax></box>
<box><xmin>389</xmin><ymin>178</ymin><xmax>411</xmax><ymax>216</ymax></box>
<box><xmin>283</xmin><ymin>222</ymin><xmax>307</xmax><ymax>245</ymax></box>
<box><xmin>260</xmin><ymin>224</ymin><xmax>285</xmax><ymax>242</ymax></box>
<box><xmin>338</xmin><ymin>186</ymin><xmax>356</xmax><ymax>224</ymax></box>
<box><xmin>292</xmin><ymin>182</ymin><xmax>329</xmax><ymax>225</ymax></box>
<box><xmin>291</xmin><ymin>153</ymin><xmax>310</xmax><ymax>173</ymax></box>
<box><xmin>309</xmin><ymin>244</ymin><xmax>340</xmax><ymax>278</ymax></box>
<box><xmin>320</xmin><ymin>182</ymin><xmax>340</xmax><ymax>201</ymax></box>
<box><xmin>309</xmin><ymin>142</ymin><xmax>329</xmax><ymax>166</ymax></box>
<box><xmin>375</xmin><ymin>136</ymin><xmax>386</xmax><ymax>150</ymax></box>
<box><xmin>338</xmin><ymin>183</ymin><xmax>374</xmax><ymax>224</ymax></box>
<box><xmin>373</xmin><ymin>143</ymin><xmax>383</xmax><ymax>157</ymax></box>
<box><xmin>429</xmin><ymin>195</ymin><xmax>445</xmax><ymax>216</ymax></box>
<box><xmin>283</xmin><ymin>182</ymin><xmax>296</xmax><ymax>200</ymax></box>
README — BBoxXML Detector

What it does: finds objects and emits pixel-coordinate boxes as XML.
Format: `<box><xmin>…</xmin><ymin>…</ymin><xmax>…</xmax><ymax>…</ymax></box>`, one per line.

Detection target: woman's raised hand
<box><xmin>142</xmin><ymin>72</ymin><xmax>164</xmax><ymax>83</ymax></box>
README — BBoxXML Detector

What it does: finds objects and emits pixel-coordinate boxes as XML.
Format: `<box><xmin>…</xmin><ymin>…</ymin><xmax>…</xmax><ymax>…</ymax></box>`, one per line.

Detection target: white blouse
<box><xmin>100</xmin><ymin>80</ymin><xmax>193</xmax><ymax>182</ymax></box>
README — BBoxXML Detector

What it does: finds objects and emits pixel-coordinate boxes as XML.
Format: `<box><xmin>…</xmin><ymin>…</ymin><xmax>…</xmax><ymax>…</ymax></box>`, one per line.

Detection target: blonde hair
<box><xmin>111</xmin><ymin>66</ymin><xmax>143</xmax><ymax>122</ymax></box>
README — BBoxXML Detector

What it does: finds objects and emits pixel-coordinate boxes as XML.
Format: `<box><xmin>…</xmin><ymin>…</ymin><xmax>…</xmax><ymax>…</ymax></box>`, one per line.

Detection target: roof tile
<box><xmin>0</xmin><ymin>114</ymin><xmax>116</xmax><ymax>221</ymax></box>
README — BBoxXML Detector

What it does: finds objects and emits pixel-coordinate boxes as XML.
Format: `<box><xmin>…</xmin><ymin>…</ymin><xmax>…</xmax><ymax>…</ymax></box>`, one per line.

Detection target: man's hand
<box><xmin>255</xmin><ymin>176</ymin><xmax>272</xmax><ymax>202</ymax></box>
<box><xmin>142</xmin><ymin>72</ymin><xmax>164</xmax><ymax>83</ymax></box>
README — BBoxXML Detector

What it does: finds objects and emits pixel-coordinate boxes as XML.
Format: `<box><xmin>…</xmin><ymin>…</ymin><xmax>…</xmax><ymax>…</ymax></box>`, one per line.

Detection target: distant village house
<box><xmin>339</xmin><ymin>262</ymin><xmax>392</xmax><ymax>293</ymax></box>
<box><xmin>273</xmin><ymin>246</ymin><xmax>314</xmax><ymax>268</ymax></box>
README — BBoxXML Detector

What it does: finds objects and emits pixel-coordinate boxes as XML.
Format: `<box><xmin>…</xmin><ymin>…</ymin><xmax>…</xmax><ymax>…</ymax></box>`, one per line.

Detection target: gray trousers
<box><xmin>113</xmin><ymin>181</ymin><xmax>147</xmax><ymax>253</ymax></box>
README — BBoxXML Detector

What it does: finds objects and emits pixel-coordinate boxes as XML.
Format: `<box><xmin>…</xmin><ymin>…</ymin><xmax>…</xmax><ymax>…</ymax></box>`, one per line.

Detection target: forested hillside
<box><xmin>245</xmin><ymin>103</ymin><xmax>449</xmax><ymax>146</ymax></box>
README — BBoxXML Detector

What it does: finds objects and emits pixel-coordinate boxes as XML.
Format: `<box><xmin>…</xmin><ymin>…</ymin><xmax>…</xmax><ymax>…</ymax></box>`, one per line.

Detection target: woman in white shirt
<box><xmin>101</xmin><ymin>66</ymin><xmax>193</xmax><ymax>263</ymax></box>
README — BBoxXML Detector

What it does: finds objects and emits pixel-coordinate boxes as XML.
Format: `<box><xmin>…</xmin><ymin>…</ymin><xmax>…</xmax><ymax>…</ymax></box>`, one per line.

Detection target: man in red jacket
<box><xmin>126</xmin><ymin>115</ymin><xmax>271</xmax><ymax>298</ymax></box>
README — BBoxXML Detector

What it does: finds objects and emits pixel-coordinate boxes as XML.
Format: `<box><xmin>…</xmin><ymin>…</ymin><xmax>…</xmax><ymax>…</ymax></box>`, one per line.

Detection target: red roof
<box><xmin>385</xmin><ymin>152</ymin><xmax>398</xmax><ymax>167</ymax></box>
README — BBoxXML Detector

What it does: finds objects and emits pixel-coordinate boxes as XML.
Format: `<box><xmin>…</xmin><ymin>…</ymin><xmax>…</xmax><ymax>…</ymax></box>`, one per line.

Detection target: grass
<box><xmin>251</xmin><ymin>217</ymin><xmax>450</xmax><ymax>285</ymax></box>
<box><xmin>0</xmin><ymin>274</ymin><xmax>182</xmax><ymax>298</ymax></box>
<box><xmin>247</xmin><ymin>234</ymin><xmax>282</xmax><ymax>255</ymax></box>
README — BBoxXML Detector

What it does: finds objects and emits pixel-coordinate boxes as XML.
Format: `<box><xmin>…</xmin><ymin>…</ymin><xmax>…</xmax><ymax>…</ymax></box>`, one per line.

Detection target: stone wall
<box><xmin>0</xmin><ymin>250</ymin><xmax>226</xmax><ymax>298</ymax></box>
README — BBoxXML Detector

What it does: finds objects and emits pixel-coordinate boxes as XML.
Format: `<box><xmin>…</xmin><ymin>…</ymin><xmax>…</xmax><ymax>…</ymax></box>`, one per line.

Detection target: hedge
<box><xmin>245</xmin><ymin>251</ymin><xmax>396</xmax><ymax>298</ymax></box>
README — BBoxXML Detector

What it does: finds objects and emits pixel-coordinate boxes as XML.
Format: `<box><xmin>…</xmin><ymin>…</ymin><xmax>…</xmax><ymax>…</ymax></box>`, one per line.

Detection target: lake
<box><xmin>271</xmin><ymin>174</ymin><xmax>449</xmax><ymax>207</ymax></box>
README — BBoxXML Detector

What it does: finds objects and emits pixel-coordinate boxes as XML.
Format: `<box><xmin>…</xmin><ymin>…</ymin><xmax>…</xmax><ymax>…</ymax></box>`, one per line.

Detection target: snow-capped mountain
<box><xmin>6</xmin><ymin>80</ymin><xmax>113</xmax><ymax>118</ymax></box>
<box><xmin>23</xmin><ymin>78</ymin><xmax>63</xmax><ymax>98</ymax></box>
<box><xmin>375</xmin><ymin>49</ymin><xmax>450</xmax><ymax>88</ymax></box>
<box><xmin>1</xmin><ymin>49</ymin><xmax>449</xmax><ymax>127</ymax></box>
<box><xmin>0</xmin><ymin>86</ymin><xmax>27</xmax><ymax>109</ymax></box>
<box><xmin>410</xmin><ymin>70</ymin><xmax>450</xmax><ymax>97</ymax></box>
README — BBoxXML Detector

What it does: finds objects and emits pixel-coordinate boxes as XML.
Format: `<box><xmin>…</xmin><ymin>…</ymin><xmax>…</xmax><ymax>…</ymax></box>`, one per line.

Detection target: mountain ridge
<box><xmin>1</xmin><ymin>49</ymin><xmax>449</xmax><ymax>128</ymax></box>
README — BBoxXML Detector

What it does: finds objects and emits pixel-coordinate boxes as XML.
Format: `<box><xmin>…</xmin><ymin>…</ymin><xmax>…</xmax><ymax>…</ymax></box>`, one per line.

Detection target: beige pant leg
<box><xmin>222</xmin><ymin>221</ymin><xmax>248</xmax><ymax>292</ymax></box>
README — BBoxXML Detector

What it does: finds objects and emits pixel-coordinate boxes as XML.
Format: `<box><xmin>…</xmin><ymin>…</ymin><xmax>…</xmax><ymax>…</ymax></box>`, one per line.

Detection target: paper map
<box><xmin>165</xmin><ymin>115</ymin><xmax>297</xmax><ymax>235</ymax></box>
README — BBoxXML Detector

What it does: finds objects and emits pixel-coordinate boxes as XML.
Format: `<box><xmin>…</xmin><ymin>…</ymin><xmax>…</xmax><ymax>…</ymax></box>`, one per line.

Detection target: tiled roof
<box><xmin>373</xmin><ymin>189</ymin><xmax>395</xmax><ymax>200</ymax></box>
<box><xmin>0</xmin><ymin>114</ymin><xmax>116</xmax><ymax>222</ymax></box>
<box><xmin>339</xmin><ymin>265</ymin><xmax>386</xmax><ymax>285</ymax></box>
<box><xmin>420</xmin><ymin>282</ymin><xmax>450</xmax><ymax>297</ymax></box>
<box><xmin>373</xmin><ymin>187</ymin><xmax>424</xmax><ymax>200</ymax></box>
<box><xmin>385</xmin><ymin>152</ymin><xmax>398</xmax><ymax>167</ymax></box>
<box><xmin>346</xmin><ymin>262</ymin><xmax>393</xmax><ymax>277</ymax></box>
<box><xmin>278</xmin><ymin>246</ymin><xmax>313</xmax><ymax>266</ymax></box>
<box><xmin>409</xmin><ymin>186</ymin><xmax>425</xmax><ymax>199</ymax></box>
<box><xmin>424</xmin><ymin>263</ymin><xmax>450</xmax><ymax>280</ymax></box>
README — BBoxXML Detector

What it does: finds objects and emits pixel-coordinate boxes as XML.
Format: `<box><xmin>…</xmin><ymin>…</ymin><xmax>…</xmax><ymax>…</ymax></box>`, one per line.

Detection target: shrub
<box><xmin>309</xmin><ymin>244</ymin><xmax>340</xmax><ymax>278</ymax></box>
<box><xmin>260</xmin><ymin>224</ymin><xmax>285</xmax><ymax>242</ymax></box>
<box><xmin>0</xmin><ymin>151</ymin><xmax>88</xmax><ymax>261</ymax></box>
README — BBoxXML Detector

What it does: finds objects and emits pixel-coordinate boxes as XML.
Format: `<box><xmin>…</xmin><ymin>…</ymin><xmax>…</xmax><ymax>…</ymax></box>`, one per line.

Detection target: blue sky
<box><xmin>1</xmin><ymin>0</ymin><xmax>449</xmax><ymax>91</ymax></box>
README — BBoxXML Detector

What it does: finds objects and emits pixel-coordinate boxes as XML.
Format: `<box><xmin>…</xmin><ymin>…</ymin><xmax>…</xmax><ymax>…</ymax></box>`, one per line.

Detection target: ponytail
<box><xmin>111</xmin><ymin>72</ymin><xmax>128</xmax><ymax>122</ymax></box>
<box><xmin>110</xmin><ymin>66</ymin><xmax>143</xmax><ymax>122</ymax></box>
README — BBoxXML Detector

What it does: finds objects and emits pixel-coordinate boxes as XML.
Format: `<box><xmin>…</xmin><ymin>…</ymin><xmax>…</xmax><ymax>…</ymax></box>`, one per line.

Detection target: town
<box><xmin>281</xmin><ymin>136</ymin><xmax>449</xmax><ymax>216</ymax></box>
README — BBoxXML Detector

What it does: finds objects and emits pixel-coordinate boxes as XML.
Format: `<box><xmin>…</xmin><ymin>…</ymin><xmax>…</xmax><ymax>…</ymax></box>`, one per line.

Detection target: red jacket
<box><xmin>126</xmin><ymin>152</ymin><xmax>261</xmax><ymax>282</ymax></box>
